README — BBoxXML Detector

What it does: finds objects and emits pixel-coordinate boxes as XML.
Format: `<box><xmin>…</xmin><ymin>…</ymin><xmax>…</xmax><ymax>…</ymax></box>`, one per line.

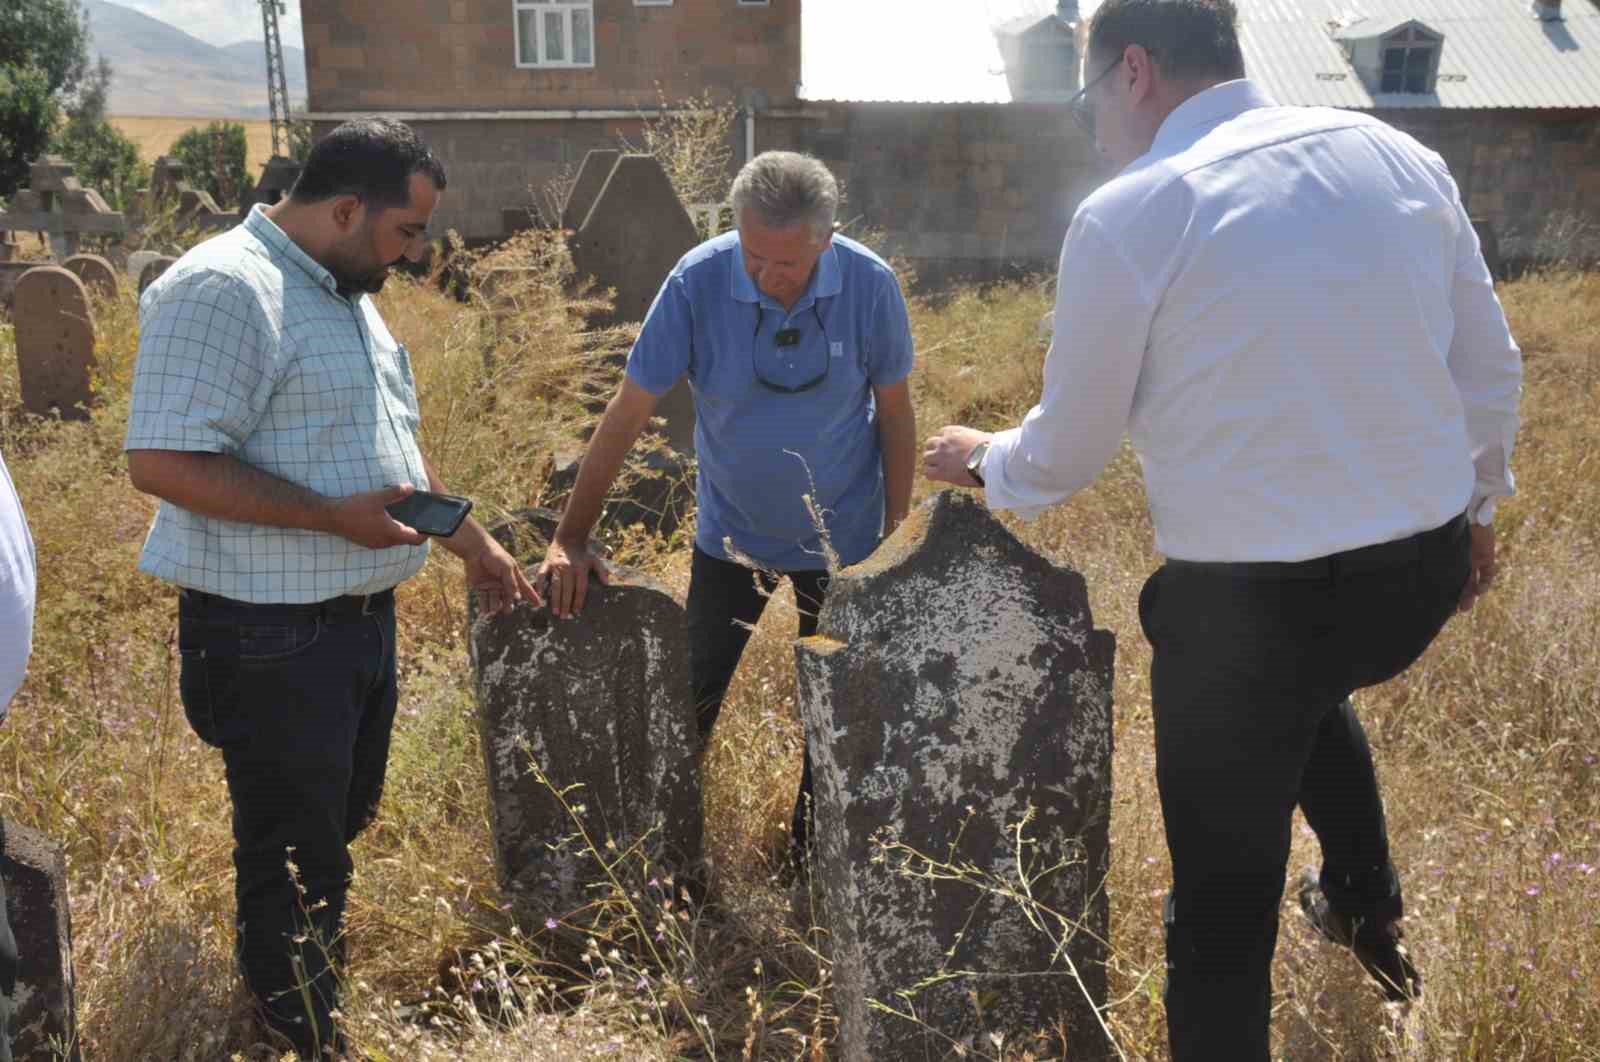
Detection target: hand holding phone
<box><xmin>385</xmin><ymin>489</ymin><xmax>474</xmax><ymax>537</ymax></box>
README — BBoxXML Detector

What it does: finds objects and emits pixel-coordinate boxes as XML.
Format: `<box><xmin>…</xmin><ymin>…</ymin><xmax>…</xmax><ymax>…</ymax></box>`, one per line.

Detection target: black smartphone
<box><xmin>385</xmin><ymin>489</ymin><xmax>473</xmax><ymax>537</ymax></box>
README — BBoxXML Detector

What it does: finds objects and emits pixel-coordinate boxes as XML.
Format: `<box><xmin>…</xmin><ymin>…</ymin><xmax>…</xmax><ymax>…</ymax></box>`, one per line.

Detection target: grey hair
<box><xmin>729</xmin><ymin>151</ymin><xmax>839</xmax><ymax>240</ymax></box>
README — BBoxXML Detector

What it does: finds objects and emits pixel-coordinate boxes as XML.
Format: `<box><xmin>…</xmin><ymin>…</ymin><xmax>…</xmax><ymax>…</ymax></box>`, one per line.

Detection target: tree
<box><xmin>51</xmin><ymin>55</ymin><xmax>147</xmax><ymax>210</ymax></box>
<box><xmin>170</xmin><ymin>121</ymin><xmax>255</xmax><ymax>208</ymax></box>
<box><xmin>0</xmin><ymin>0</ymin><xmax>88</xmax><ymax>199</ymax></box>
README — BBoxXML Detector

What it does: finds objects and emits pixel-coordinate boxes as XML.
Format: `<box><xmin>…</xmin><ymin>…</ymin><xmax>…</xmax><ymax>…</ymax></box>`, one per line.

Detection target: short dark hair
<box><xmin>289</xmin><ymin>117</ymin><xmax>447</xmax><ymax>209</ymax></box>
<box><xmin>1087</xmin><ymin>0</ymin><xmax>1246</xmax><ymax>83</ymax></box>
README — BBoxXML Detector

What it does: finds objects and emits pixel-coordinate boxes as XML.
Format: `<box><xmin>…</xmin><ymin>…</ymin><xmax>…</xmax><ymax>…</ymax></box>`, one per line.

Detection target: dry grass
<box><xmin>110</xmin><ymin>117</ymin><xmax>276</xmax><ymax>174</ymax></box>
<box><xmin>0</xmin><ymin>248</ymin><xmax>1595</xmax><ymax>1060</ymax></box>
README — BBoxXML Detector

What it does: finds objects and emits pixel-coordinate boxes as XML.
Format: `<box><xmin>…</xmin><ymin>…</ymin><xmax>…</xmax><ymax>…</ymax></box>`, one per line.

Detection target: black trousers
<box><xmin>1140</xmin><ymin>514</ymin><xmax>1469</xmax><ymax>1061</ymax></box>
<box><xmin>686</xmin><ymin>547</ymin><xmax>829</xmax><ymax>865</ymax></box>
<box><xmin>0</xmin><ymin>822</ymin><xmax>14</xmax><ymax>1062</ymax></box>
<box><xmin>178</xmin><ymin>588</ymin><xmax>399</xmax><ymax>1058</ymax></box>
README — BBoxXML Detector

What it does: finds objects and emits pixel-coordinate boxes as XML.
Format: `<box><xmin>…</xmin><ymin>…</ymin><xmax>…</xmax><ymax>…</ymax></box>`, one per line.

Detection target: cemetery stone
<box><xmin>0</xmin><ymin>818</ymin><xmax>81</xmax><ymax>1061</ymax></box>
<box><xmin>12</xmin><ymin>267</ymin><xmax>97</xmax><ymax>421</ymax></box>
<box><xmin>61</xmin><ymin>254</ymin><xmax>120</xmax><ymax>301</ymax></box>
<box><xmin>795</xmin><ymin>490</ymin><xmax>1115</xmax><ymax>1061</ymax></box>
<box><xmin>469</xmin><ymin>508</ymin><xmax>702</xmax><ymax>928</ymax></box>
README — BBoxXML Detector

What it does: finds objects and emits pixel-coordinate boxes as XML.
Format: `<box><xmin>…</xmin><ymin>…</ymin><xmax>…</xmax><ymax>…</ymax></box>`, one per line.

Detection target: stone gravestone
<box><xmin>61</xmin><ymin>254</ymin><xmax>120</xmax><ymax>301</ymax></box>
<box><xmin>137</xmin><ymin>256</ymin><xmax>178</xmax><ymax>297</ymax></box>
<box><xmin>568</xmin><ymin>155</ymin><xmax>699</xmax><ymax>455</ymax></box>
<box><xmin>13</xmin><ymin>267</ymin><xmax>97</xmax><ymax>421</ymax></box>
<box><xmin>540</xmin><ymin>446</ymin><xmax>695</xmax><ymax>540</ymax></box>
<box><xmin>0</xmin><ymin>157</ymin><xmax>127</xmax><ymax>259</ymax></box>
<box><xmin>125</xmin><ymin>250</ymin><xmax>164</xmax><ymax>288</ymax></box>
<box><xmin>561</xmin><ymin>149</ymin><xmax>621</xmax><ymax>232</ymax></box>
<box><xmin>795</xmin><ymin>491</ymin><xmax>1115</xmax><ymax>1061</ymax></box>
<box><xmin>0</xmin><ymin>819</ymin><xmax>81</xmax><ymax>1061</ymax></box>
<box><xmin>469</xmin><ymin>509</ymin><xmax>702</xmax><ymax>927</ymax></box>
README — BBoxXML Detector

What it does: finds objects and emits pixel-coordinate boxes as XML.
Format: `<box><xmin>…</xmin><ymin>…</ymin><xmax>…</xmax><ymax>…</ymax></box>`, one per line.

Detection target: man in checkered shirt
<box><xmin>125</xmin><ymin>118</ymin><xmax>536</xmax><ymax>1057</ymax></box>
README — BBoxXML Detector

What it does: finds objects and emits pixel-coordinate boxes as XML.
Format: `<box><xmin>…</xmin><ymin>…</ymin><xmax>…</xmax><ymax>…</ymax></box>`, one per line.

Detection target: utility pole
<box><xmin>260</xmin><ymin>1</ymin><xmax>292</xmax><ymax>158</ymax></box>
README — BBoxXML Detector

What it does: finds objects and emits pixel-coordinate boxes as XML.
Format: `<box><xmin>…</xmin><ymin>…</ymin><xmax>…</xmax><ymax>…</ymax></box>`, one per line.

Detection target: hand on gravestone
<box><xmin>922</xmin><ymin>426</ymin><xmax>992</xmax><ymax>488</ymax></box>
<box><xmin>463</xmin><ymin>535</ymin><xmax>541</xmax><ymax>616</ymax></box>
<box><xmin>327</xmin><ymin>484</ymin><xmax>429</xmax><ymax>550</ymax></box>
<box><xmin>535</xmin><ymin>538</ymin><xmax>611</xmax><ymax>620</ymax></box>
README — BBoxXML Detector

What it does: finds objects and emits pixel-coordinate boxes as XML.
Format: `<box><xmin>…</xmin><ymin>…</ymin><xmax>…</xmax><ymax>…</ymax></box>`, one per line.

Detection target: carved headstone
<box><xmin>61</xmin><ymin>254</ymin><xmax>120</xmax><ymax>301</ymax></box>
<box><xmin>795</xmin><ymin>491</ymin><xmax>1115</xmax><ymax>1061</ymax></box>
<box><xmin>561</xmin><ymin>149</ymin><xmax>622</xmax><ymax>231</ymax></box>
<box><xmin>0</xmin><ymin>819</ymin><xmax>81</xmax><ymax>1062</ymax></box>
<box><xmin>569</xmin><ymin>154</ymin><xmax>700</xmax><ymax>454</ymax></box>
<box><xmin>125</xmin><ymin>250</ymin><xmax>164</xmax><ymax>287</ymax></box>
<box><xmin>470</xmin><ymin>509</ymin><xmax>703</xmax><ymax>927</ymax></box>
<box><xmin>252</xmin><ymin>156</ymin><xmax>303</xmax><ymax>209</ymax></box>
<box><xmin>13</xmin><ymin>267</ymin><xmax>97</xmax><ymax>421</ymax></box>
<box><xmin>149</xmin><ymin>156</ymin><xmax>188</xmax><ymax>204</ymax></box>
<box><xmin>137</xmin><ymin>256</ymin><xmax>178</xmax><ymax>297</ymax></box>
<box><xmin>0</xmin><ymin>158</ymin><xmax>127</xmax><ymax>259</ymax></box>
<box><xmin>540</xmin><ymin>446</ymin><xmax>695</xmax><ymax>539</ymax></box>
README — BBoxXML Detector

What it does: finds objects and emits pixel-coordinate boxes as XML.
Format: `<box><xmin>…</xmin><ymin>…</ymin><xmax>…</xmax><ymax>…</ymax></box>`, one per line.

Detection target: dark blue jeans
<box><xmin>178</xmin><ymin>588</ymin><xmax>398</xmax><ymax>1058</ymax></box>
<box><xmin>686</xmin><ymin>547</ymin><xmax>829</xmax><ymax>867</ymax></box>
<box><xmin>1141</xmin><ymin>514</ymin><xmax>1469</xmax><ymax>1061</ymax></box>
<box><xmin>0</xmin><ymin>826</ymin><xmax>14</xmax><ymax>1062</ymax></box>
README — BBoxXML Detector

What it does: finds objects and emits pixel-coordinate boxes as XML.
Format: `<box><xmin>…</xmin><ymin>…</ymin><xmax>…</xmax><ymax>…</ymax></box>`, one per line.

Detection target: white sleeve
<box><xmin>981</xmin><ymin>210</ymin><xmax>1155</xmax><ymax>518</ymax></box>
<box><xmin>0</xmin><ymin>452</ymin><xmax>36</xmax><ymax>714</ymax></box>
<box><xmin>1444</xmin><ymin>195</ymin><xmax>1522</xmax><ymax>524</ymax></box>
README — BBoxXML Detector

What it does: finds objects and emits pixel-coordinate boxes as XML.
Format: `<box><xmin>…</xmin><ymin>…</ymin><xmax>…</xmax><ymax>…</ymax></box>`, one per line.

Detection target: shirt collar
<box><xmin>1149</xmin><ymin>78</ymin><xmax>1279</xmax><ymax>158</ymax></box>
<box><xmin>243</xmin><ymin>204</ymin><xmax>345</xmax><ymax>297</ymax></box>
<box><xmin>730</xmin><ymin>233</ymin><xmax>844</xmax><ymax>310</ymax></box>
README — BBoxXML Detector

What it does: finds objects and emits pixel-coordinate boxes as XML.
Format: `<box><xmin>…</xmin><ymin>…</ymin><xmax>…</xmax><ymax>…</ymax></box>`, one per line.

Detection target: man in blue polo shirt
<box><xmin>538</xmin><ymin>151</ymin><xmax>917</xmax><ymax>873</ymax></box>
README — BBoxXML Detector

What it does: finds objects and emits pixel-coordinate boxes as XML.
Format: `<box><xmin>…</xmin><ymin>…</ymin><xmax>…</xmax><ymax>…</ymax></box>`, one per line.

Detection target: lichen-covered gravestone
<box><xmin>0</xmin><ymin>819</ymin><xmax>81</xmax><ymax>1061</ymax></box>
<box><xmin>61</xmin><ymin>254</ymin><xmax>120</xmax><ymax>301</ymax></box>
<box><xmin>796</xmin><ymin>491</ymin><xmax>1115</xmax><ymax>1060</ymax></box>
<box><xmin>13</xmin><ymin>266</ymin><xmax>97</xmax><ymax>421</ymax></box>
<box><xmin>469</xmin><ymin>509</ymin><xmax>702</xmax><ymax>926</ymax></box>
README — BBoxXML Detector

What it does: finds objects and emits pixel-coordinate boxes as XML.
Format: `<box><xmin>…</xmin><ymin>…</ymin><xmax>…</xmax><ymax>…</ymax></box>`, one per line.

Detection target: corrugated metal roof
<box><xmin>1238</xmin><ymin>0</ymin><xmax>1600</xmax><ymax>108</ymax></box>
<box><xmin>799</xmin><ymin>0</ymin><xmax>1019</xmax><ymax>104</ymax></box>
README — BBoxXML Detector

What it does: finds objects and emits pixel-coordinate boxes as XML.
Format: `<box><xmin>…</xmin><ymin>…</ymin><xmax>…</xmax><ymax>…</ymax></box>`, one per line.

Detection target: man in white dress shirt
<box><xmin>924</xmin><ymin>0</ymin><xmax>1521</xmax><ymax>1056</ymax></box>
<box><xmin>0</xmin><ymin>446</ymin><xmax>36</xmax><ymax>1062</ymax></box>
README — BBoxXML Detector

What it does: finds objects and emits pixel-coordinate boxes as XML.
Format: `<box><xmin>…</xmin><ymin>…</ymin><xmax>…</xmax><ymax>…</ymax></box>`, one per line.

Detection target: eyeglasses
<box><xmin>752</xmin><ymin>302</ymin><xmax>832</xmax><ymax>394</ymax></box>
<box><xmin>1070</xmin><ymin>56</ymin><xmax>1126</xmax><ymax>137</ymax></box>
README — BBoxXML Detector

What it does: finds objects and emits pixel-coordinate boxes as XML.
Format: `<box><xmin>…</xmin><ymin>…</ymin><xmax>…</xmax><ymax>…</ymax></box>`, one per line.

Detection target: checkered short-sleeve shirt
<box><xmin>125</xmin><ymin>206</ymin><xmax>431</xmax><ymax>603</ymax></box>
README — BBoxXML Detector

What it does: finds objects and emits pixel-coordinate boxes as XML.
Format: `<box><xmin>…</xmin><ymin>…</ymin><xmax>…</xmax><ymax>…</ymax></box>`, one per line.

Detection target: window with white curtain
<box><xmin>514</xmin><ymin>0</ymin><xmax>595</xmax><ymax>68</ymax></box>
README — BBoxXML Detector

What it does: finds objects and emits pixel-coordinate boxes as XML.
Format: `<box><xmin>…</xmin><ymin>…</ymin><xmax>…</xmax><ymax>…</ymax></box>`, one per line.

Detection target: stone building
<box><xmin>301</xmin><ymin>0</ymin><xmax>1600</xmax><ymax>279</ymax></box>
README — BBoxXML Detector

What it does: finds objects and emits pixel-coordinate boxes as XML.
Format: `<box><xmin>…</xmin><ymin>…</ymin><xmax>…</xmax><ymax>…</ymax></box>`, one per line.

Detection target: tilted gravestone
<box><xmin>13</xmin><ymin>267</ymin><xmax>97</xmax><ymax>421</ymax></box>
<box><xmin>795</xmin><ymin>491</ymin><xmax>1115</xmax><ymax>1060</ymax></box>
<box><xmin>469</xmin><ymin>509</ymin><xmax>702</xmax><ymax>927</ymax></box>
<box><xmin>561</xmin><ymin>149</ymin><xmax>622</xmax><ymax>232</ymax></box>
<box><xmin>137</xmin><ymin>256</ymin><xmax>178</xmax><ymax>297</ymax></box>
<box><xmin>540</xmin><ymin>445</ymin><xmax>695</xmax><ymax>540</ymax></box>
<box><xmin>61</xmin><ymin>254</ymin><xmax>120</xmax><ymax>301</ymax></box>
<box><xmin>0</xmin><ymin>819</ymin><xmax>81</xmax><ymax>1061</ymax></box>
<box><xmin>568</xmin><ymin>154</ymin><xmax>699</xmax><ymax>455</ymax></box>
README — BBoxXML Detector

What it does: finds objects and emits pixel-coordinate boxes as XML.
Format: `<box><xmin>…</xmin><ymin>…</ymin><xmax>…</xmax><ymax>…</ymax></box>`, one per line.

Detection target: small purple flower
<box><xmin>545</xmin><ymin>917</ymin><xmax>558</xmax><ymax>930</ymax></box>
<box><xmin>1525</xmin><ymin>885</ymin><xmax>1542</xmax><ymax>897</ymax></box>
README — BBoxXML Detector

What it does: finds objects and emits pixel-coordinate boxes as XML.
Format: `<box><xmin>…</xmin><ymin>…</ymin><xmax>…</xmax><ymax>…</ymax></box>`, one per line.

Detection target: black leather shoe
<box><xmin>1297</xmin><ymin>868</ymin><xmax>1421</xmax><ymax>1002</ymax></box>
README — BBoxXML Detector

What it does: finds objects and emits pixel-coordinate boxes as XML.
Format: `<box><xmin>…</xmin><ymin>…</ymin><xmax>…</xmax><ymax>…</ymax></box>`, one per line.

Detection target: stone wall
<box><xmin>301</xmin><ymin>0</ymin><xmax>799</xmax><ymax>112</ymax></box>
<box><xmin>1384</xmin><ymin>108</ymin><xmax>1600</xmax><ymax>262</ymax></box>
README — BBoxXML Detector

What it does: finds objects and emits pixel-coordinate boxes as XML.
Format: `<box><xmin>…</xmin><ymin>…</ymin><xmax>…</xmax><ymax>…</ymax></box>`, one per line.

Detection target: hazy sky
<box><xmin>110</xmin><ymin>0</ymin><xmax>304</xmax><ymax>49</ymax></box>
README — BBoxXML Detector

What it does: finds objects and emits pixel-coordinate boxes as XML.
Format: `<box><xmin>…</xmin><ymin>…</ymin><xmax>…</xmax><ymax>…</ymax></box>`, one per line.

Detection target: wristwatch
<box><xmin>965</xmin><ymin>441</ymin><xmax>990</xmax><ymax>487</ymax></box>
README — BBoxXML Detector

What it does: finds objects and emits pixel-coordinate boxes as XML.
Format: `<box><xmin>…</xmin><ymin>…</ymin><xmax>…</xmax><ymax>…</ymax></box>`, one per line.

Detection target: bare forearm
<box><xmin>127</xmin><ymin>449</ymin><xmax>333</xmax><ymax>532</ymax></box>
<box><xmin>878</xmin><ymin>410</ymin><xmax>917</xmax><ymax>533</ymax></box>
<box><xmin>421</xmin><ymin>454</ymin><xmax>495</xmax><ymax>560</ymax></box>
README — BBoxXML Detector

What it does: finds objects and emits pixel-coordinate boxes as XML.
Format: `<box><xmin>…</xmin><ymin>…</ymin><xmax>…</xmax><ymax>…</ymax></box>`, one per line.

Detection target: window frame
<box><xmin>1377</xmin><ymin>24</ymin><xmax>1440</xmax><ymax>94</ymax></box>
<box><xmin>513</xmin><ymin>0</ymin><xmax>597</xmax><ymax>70</ymax></box>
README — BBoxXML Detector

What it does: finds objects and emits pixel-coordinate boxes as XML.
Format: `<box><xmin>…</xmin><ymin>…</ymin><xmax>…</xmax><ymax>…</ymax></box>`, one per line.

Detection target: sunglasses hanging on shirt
<box><xmin>752</xmin><ymin>302</ymin><xmax>833</xmax><ymax>394</ymax></box>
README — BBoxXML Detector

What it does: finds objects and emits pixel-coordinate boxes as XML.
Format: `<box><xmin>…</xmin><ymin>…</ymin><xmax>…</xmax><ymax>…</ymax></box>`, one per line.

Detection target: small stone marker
<box><xmin>540</xmin><ymin>446</ymin><xmax>695</xmax><ymax>539</ymax></box>
<box><xmin>0</xmin><ymin>818</ymin><xmax>82</xmax><ymax>1062</ymax></box>
<box><xmin>568</xmin><ymin>154</ymin><xmax>701</xmax><ymax>454</ymax></box>
<box><xmin>13</xmin><ymin>266</ymin><xmax>97</xmax><ymax>421</ymax></box>
<box><xmin>795</xmin><ymin>490</ymin><xmax>1115</xmax><ymax>1060</ymax></box>
<box><xmin>125</xmin><ymin>250</ymin><xmax>164</xmax><ymax>288</ymax></box>
<box><xmin>137</xmin><ymin>256</ymin><xmax>177</xmax><ymax>297</ymax></box>
<box><xmin>61</xmin><ymin>254</ymin><xmax>119</xmax><ymax>301</ymax></box>
<box><xmin>470</xmin><ymin>509</ymin><xmax>702</xmax><ymax>927</ymax></box>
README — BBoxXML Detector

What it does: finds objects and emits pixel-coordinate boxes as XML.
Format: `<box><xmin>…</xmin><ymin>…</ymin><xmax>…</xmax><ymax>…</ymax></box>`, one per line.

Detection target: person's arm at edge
<box><xmin>874</xmin><ymin>379</ymin><xmax>916</xmax><ymax>537</ymax></box>
<box><xmin>536</xmin><ymin>377</ymin><xmax>661</xmax><ymax>618</ymax></box>
<box><xmin>1442</xmin><ymin>186</ymin><xmax>1522</xmax><ymax>612</ymax></box>
<box><xmin>420</xmin><ymin>455</ymin><xmax>539</xmax><ymax>615</ymax></box>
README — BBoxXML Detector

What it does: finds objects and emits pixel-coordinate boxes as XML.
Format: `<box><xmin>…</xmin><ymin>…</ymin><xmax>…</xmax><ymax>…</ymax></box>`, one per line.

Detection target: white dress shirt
<box><xmin>982</xmin><ymin>80</ymin><xmax>1522</xmax><ymax>562</ymax></box>
<box><xmin>0</xmin><ymin>447</ymin><xmax>36</xmax><ymax>715</ymax></box>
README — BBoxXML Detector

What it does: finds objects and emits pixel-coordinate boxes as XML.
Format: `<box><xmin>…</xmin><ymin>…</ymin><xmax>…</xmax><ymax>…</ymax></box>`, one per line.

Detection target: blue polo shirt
<box><xmin>626</xmin><ymin>231</ymin><xmax>914</xmax><ymax>571</ymax></box>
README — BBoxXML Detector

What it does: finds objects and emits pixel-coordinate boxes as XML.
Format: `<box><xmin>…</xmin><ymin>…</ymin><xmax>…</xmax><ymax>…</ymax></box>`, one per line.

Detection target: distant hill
<box><xmin>83</xmin><ymin>0</ymin><xmax>307</xmax><ymax>118</ymax></box>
